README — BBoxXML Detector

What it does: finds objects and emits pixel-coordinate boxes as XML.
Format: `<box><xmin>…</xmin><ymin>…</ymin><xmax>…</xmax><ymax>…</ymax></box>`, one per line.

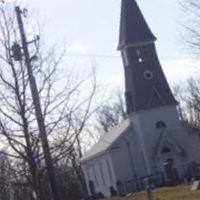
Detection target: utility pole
<box><xmin>144</xmin><ymin>178</ymin><xmax>155</xmax><ymax>200</ymax></box>
<box><xmin>15</xmin><ymin>6</ymin><xmax>60</xmax><ymax>200</ymax></box>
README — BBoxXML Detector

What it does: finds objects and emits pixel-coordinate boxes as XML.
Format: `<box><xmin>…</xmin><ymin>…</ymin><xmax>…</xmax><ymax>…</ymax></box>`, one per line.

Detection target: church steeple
<box><xmin>118</xmin><ymin>0</ymin><xmax>177</xmax><ymax>114</ymax></box>
<box><xmin>118</xmin><ymin>0</ymin><xmax>156</xmax><ymax>50</ymax></box>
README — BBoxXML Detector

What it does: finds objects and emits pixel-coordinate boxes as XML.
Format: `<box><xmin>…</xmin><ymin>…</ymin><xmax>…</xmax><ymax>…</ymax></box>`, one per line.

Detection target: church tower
<box><xmin>118</xmin><ymin>0</ymin><xmax>183</xmax><ymax>176</ymax></box>
<box><xmin>118</xmin><ymin>0</ymin><xmax>177</xmax><ymax>114</ymax></box>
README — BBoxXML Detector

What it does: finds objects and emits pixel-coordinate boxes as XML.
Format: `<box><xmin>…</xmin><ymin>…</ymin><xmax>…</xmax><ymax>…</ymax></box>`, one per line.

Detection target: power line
<box><xmin>66</xmin><ymin>53</ymin><xmax>120</xmax><ymax>58</ymax></box>
<box><xmin>65</xmin><ymin>53</ymin><xmax>197</xmax><ymax>60</ymax></box>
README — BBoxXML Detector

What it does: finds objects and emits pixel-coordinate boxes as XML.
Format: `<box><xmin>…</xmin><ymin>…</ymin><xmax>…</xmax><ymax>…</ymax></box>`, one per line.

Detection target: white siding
<box><xmin>82</xmin><ymin>154</ymin><xmax>117</xmax><ymax>197</ymax></box>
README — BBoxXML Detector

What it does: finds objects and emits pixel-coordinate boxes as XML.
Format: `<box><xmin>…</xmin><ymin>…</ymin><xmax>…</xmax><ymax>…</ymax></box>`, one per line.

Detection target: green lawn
<box><xmin>106</xmin><ymin>185</ymin><xmax>200</xmax><ymax>200</ymax></box>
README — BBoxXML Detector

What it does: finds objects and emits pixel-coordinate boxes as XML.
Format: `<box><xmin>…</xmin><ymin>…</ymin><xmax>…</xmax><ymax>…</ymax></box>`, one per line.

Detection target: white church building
<box><xmin>81</xmin><ymin>0</ymin><xmax>200</xmax><ymax>197</ymax></box>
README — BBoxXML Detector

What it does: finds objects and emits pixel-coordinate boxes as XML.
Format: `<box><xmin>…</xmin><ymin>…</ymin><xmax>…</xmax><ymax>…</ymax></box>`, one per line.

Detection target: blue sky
<box><xmin>14</xmin><ymin>0</ymin><xmax>199</xmax><ymax>92</ymax></box>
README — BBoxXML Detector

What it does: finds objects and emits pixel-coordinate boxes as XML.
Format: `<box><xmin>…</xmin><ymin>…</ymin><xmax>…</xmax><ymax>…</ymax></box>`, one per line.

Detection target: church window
<box><xmin>167</xmin><ymin>158</ymin><xmax>174</xmax><ymax>163</ymax></box>
<box><xmin>161</xmin><ymin>147</ymin><xmax>171</xmax><ymax>154</ymax></box>
<box><xmin>125</xmin><ymin>92</ymin><xmax>133</xmax><ymax>113</ymax></box>
<box><xmin>86</xmin><ymin>168</ymin><xmax>90</xmax><ymax>181</ymax></box>
<box><xmin>143</xmin><ymin>70</ymin><xmax>154</xmax><ymax>80</ymax></box>
<box><xmin>106</xmin><ymin>159</ymin><xmax>113</xmax><ymax>183</ymax></box>
<box><xmin>166</xmin><ymin>88</ymin><xmax>171</xmax><ymax>94</ymax></box>
<box><xmin>136</xmin><ymin>46</ymin><xmax>149</xmax><ymax>63</ymax></box>
<box><xmin>88</xmin><ymin>180</ymin><xmax>96</xmax><ymax>195</ymax></box>
<box><xmin>92</xmin><ymin>165</ymin><xmax>99</xmax><ymax>186</ymax></box>
<box><xmin>156</xmin><ymin>121</ymin><xmax>166</xmax><ymax>129</ymax></box>
<box><xmin>99</xmin><ymin>162</ymin><xmax>106</xmax><ymax>185</ymax></box>
<box><xmin>122</xmin><ymin>51</ymin><xmax>129</xmax><ymax>66</ymax></box>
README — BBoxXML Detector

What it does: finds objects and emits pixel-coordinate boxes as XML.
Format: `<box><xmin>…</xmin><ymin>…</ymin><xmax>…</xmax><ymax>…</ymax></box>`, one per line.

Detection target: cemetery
<box><xmin>105</xmin><ymin>185</ymin><xmax>200</xmax><ymax>200</ymax></box>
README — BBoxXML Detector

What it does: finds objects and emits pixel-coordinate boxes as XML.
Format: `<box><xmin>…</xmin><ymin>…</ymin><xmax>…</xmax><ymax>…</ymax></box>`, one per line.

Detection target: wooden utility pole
<box><xmin>144</xmin><ymin>178</ymin><xmax>155</xmax><ymax>200</ymax></box>
<box><xmin>15</xmin><ymin>6</ymin><xmax>60</xmax><ymax>200</ymax></box>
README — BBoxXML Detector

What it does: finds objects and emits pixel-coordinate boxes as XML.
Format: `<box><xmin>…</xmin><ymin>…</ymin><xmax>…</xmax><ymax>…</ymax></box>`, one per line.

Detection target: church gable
<box><xmin>154</xmin><ymin>130</ymin><xmax>185</xmax><ymax>159</ymax></box>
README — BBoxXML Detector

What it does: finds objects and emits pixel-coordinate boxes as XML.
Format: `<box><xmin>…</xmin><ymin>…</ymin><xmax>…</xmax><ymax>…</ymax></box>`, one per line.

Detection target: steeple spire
<box><xmin>118</xmin><ymin>0</ymin><xmax>156</xmax><ymax>50</ymax></box>
<box><xmin>118</xmin><ymin>0</ymin><xmax>177</xmax><ymax>113</ymax></box>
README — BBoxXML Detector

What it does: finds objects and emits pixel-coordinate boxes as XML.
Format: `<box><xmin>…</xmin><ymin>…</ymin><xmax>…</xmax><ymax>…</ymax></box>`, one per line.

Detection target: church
<box><xmin>81</xmin><ymin>0</ymin><xmax>200</xmax><ymax>197</ymax></box>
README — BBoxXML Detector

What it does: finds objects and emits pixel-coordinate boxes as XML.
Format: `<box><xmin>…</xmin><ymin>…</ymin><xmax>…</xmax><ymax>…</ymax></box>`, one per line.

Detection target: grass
<box><xmin>106</xmin><ymin>185</ymin><xmax>200</xmax><ymax>200</ymax></box>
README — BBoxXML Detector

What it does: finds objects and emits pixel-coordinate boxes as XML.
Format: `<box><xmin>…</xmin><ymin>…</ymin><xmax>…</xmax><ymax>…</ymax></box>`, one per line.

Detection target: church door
<box><xmin>164</xmin><ymin>159</ymin><xmax>179</xmax><ymax>185</ymax></box>
<box><xmin>88</xmin><ymin>180</ymin><xmax>95</xmax><ymax>196</ymax></box>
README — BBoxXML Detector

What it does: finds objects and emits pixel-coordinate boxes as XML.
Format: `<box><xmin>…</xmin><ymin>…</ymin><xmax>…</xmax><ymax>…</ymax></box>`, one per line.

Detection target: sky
<box><xmin>9</xmin><ymin>0</ymin><xmax>199</xmax><ymax>93</ymax></box>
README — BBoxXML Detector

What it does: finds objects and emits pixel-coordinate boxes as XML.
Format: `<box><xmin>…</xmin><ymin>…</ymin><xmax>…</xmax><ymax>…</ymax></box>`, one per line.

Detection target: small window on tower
<box><xmin>122</xmin><ymin>51</ymin><xmax>129</xmax><ymax>66</ymax></box>
<box><xmin>136</xmin><ymin>46</ymin><xmax>149</xmax><ymax>63</ymax></box>
<box><xmin>143</xmin><ymin>70</ymin><xmax>154</xmax><ymax>80</ymax></box>
<box><xmin>156</xmin><ymin>121</ymin><xmax>166</xmax><ymax>129</ymax></box>
<box><xmin>125</xmin><ymin>92</ymin><xmax>133</xmax><ymax>113</ymax></box>
<box><xmin>161</xmin><ymin>147</ymin><xmax>171</xmax><ymax>154</ymax></box>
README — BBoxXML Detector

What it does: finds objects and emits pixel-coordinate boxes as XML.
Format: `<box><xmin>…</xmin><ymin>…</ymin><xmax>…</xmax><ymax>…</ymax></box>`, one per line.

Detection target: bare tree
<box><xmin>174</xmin><ymin>78</ymin><xmax>200</xmax><ymax>127</ymax></box>
<box><xmin>0</xmin><ymin>3</ymin><xmax>96</xmax><ymax>199</ymax></box>
<box><xmin>95</xmin><ymin>90</ymin><xmax>126</xmax><ymax>133</ymax></box>
<box><xmin>180</xmin><ymin>0</ymin><xmax>200</xmax><ymax>56</ymax></box>
<box><xmin>0</xmin><ymin>151</ymin><xmax>13</xmax><ymax>200</ymax></box>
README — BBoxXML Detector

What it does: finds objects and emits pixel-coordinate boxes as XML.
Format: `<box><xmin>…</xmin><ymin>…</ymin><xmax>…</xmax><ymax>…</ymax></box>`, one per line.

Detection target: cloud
<box><xmin>68</xmin><ymin>44</ymin><xmax>88</xmax><ymax>54</ymax></box>
<box><xmin>162</xmin><ymin>58</ymin><xmax>199</xmax><ymax>84</ymax></box>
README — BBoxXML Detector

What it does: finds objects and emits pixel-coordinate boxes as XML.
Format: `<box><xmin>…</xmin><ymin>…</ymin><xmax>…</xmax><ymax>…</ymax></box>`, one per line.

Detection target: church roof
<box><xmin>81</xmin><ymin>118</ymin><xmax>130</xmax><ymax>163</ymax></box>
<box><xmin>118</xmin><ymin>0</ymin><xmax>156</xmax><ymax>50</ymax></box>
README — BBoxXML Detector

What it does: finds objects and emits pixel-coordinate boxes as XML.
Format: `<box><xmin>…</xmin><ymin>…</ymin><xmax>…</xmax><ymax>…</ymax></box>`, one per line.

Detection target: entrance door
<box><xmin>164</xmin><ymin>159</ymin><xmax>179</xmax><ymax>185</ymax></box>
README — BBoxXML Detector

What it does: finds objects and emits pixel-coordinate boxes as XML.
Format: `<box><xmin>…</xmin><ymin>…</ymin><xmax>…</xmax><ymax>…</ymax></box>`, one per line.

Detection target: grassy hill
<box><xmin>106</xmin><ymin>185</ymin><xmax>200</xmax><ymax>200</ymax></box>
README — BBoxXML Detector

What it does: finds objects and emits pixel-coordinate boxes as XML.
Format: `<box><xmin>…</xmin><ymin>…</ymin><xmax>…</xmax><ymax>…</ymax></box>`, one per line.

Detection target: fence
<box><xmin>122</xmin><ymin>172</ymin><xmax>166</xmax><ymax>194</ymax></box>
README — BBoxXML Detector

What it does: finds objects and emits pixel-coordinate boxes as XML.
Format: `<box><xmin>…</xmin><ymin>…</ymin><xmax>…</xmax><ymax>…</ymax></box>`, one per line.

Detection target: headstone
<box><xmin>126</xmin><ymin>193</ymin><xmax>133</xmax><ymax>197</ymax></box>
<box><xmin>191</xmin><ymin>180</ymin><xmax>200</xmax><ymax>191</ymax></box>
<box><xmin>32</xmin><ymin>191</ymin><xmax>37</xmax><ymax>199</ymax></box>
<box><xmin>109</xmin><ymin>186</ymin><xmax>117</xmax><ymax>197</ymax></box>
<box><xmin>116</xmin><ymin>180</ymin><xmax>125</xmax><ymax>196</ymax></box>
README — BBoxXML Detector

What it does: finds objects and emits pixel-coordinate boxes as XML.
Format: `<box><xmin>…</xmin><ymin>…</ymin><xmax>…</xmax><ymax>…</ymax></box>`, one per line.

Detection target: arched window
<box><xmin>166</xmin><ymin>158</ymin><xmax>174</xmax><ymax>164</ymax></box>
<box><xmin>156</xmin><ymin>121</ymin><xmax>166</xmax><ymax>129</ymax></box>
<box><xmin>125</xmin><ymin>92</ymin><xmax>133</xmax><ymax>113</ymax></box>
<box><xmin>161</xmin><ymin>146</ymin><xmax>171</xmax><ymax>154</ymax></box>
<box><xmin>136</xmin><ymin>46</ymin><xmax>149</xmax><ymax>63</ymax></box>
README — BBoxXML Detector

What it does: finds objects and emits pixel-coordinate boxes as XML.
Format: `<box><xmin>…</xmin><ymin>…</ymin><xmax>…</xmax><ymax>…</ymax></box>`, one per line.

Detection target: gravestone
<box><xmin>191</xmin><ymin>180</ymin><xmax>200</xmax><ymax>191</ymax></box>
<box><xmin>116</xmin><ymin>180</ymin><xmax>125</xmax><ymax>196</ymax></box>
